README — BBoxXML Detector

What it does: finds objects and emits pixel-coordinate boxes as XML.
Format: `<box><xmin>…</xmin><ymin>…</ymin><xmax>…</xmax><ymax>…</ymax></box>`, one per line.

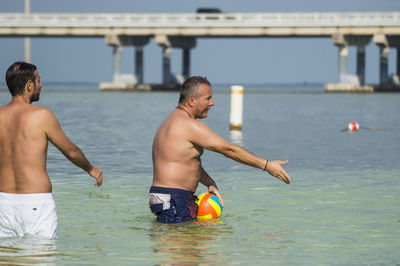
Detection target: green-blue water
<box><xmin>0</xmin><ymin>84</ymin><xmax>399</xmax><ymax>265</ymax></box>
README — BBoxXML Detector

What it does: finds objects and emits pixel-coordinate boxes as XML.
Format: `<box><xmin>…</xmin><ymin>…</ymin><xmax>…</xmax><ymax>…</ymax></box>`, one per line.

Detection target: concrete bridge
<box><xmin>1</xmin><ymin>12</ymin><xmax>400</xmax><ymax>91</ymax></box>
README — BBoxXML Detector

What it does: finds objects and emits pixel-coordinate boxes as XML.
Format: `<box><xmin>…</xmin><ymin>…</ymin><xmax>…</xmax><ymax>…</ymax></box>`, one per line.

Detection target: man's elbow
<box><xmin>65</xmin><ymin>146</ymin><xmax>81</xmax><ymax>160</ymax></box>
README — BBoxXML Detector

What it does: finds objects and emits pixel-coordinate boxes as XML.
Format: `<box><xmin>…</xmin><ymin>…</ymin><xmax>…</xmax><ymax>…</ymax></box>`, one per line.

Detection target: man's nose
<box><xmin>209</xmin><ymin>99</ymin><xmax>214</xmax><ymax>106</ymax></box>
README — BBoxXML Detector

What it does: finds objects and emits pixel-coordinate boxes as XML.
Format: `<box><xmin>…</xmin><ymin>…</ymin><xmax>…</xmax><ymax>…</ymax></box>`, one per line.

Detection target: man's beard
<box><xmin>195</xmin><ymin>107</ymin><xmax>209</xmax><ymax>119</ymax></box>
<box><xmin>30</xmin><ymin>93</ymin><xmax>40</xmax><ymax>103</ymax></box>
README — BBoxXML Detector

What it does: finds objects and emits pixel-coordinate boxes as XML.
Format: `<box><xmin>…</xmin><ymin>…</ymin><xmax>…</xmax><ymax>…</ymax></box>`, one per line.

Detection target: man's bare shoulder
<box><xmin>0</xmin><ymin>102</ymin><xmax>51</xmax><ymax>119</ymax></box>
<box><xmin>0</xmin><ymin>101</ymin><xmax>15</xmax><ymax>112</ymax></box>
<box><xmin>20</xmin><ymin>105</ymin><xmax>55</xmax><ymax>123</ymax></box>
<box><xmin>31</xmin><ymin>105</ymin><xmax>53</xmax><ymax>116</ymax></box>
<box><xmin>17</xmin><ymin>105</ymin><xmax>58</xmax><ymax>132</ymax></box>
<box><xmin>169</xmin><ymin>109</ymin><xmax>209</xmax><ymax>134</ymax></box>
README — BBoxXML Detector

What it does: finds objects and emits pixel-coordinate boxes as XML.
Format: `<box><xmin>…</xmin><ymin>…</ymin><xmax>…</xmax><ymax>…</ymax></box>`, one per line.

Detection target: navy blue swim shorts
<box><xmin>149</xmin><ymin>186</ymin><xmax>198</xmax><ymax>224</ymax></box>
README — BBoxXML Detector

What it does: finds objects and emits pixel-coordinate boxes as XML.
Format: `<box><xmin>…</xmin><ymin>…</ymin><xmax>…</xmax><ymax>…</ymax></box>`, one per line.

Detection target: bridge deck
<box><xmin>1</xmin><ymin>12</ymin><xmax>400</xmax><ymax>37</ymax></box>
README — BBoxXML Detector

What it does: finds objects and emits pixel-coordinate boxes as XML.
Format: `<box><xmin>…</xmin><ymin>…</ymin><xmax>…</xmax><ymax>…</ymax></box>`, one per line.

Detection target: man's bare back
<box><xmin>0</xmin><ymin>62</ymin><xmax>103</xmax><ymax>194</ymax></box>
<box><xmin>0</xmin><ymin>62</ymin><xmax>103</xmax><ymax>237</ymax></box>
<box><xmin>0</xmin><ymin>101</ymin><xmax>52</xmax><ymax>193</ymax></box>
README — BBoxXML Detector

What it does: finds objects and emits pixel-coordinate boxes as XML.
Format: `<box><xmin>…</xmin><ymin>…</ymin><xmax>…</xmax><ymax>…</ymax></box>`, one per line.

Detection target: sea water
<box><xmin>0</xmin><ymin>84</ymin><xmax>399</xmax><ymax>265</ymax></box>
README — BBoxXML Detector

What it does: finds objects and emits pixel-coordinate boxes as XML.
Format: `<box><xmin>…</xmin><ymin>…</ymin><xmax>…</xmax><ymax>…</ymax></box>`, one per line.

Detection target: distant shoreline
<box><xmin>1</xmin><ymin>81</ymin><xmax>325</xmax><ymax>90</ymax></box>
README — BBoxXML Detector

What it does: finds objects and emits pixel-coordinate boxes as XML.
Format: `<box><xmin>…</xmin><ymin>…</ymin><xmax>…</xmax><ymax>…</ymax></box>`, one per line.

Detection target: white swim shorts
<box><xmin>0</xmin><ymin>192</ymin><xmax>58</xmax><ymax>238</ymax></box>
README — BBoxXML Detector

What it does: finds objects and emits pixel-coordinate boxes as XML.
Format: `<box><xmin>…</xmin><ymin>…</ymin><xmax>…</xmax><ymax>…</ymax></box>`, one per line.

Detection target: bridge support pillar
<box><xmin>112</xmin><ymin>46</ymin><xmax>123</xmax><ymax>82</ymax></box>
<box><xmin>332</xmin><ymin>34</ymin><xmax>348</xmax><ymax>83</ymax></box>
<box><xmin>177</xmin><ymin>38</ymin><xmax>196</xmax><ymax>80</ymax></box>
<box><xmin>105</xmin><ymin>33</ymin><xmax>124</xmax><ymax>82</ymax></box>
<box><xmin>183</xmin><ymin>48</ymin><xmax>191</xmax><ymax>80</ymax></box>
<box><xmin>345</xmin><ymin>36</ymin><xmax>371</xmax><ymax>85</ymax></box>
<box><xmin>356</xmin><ymin>46</ymin><xmax>366</xmax><ymax>85</ymax></box>
<box><xmin>398</xmin><ymin>48</ymin><xmax>400</xmax><ymax>77</ymax></box>
<box><xmin>135</xmin><ymin>46</ymin><xmax>144</xmax><ymax>84</ymax></box>
<box><xmin>156</xmin><ymin>35</ymin><xmax>173</xmax><ymax>84</ymax></box>
<box><xmin>338</xmin><ymin>46</ymin><xmax>348</xmax><ymax>83</ymax></box>
<box><xmin>130</xmin><ymin>37</ymin><xmax>150</xmax><ymax>84</ymax></box>
<box><xmin>156</xmin><ymin>35</ymin><xmax>197</xmax><ymax>84</ymax></box>
<box><xmin>24</xmin><ymin>0</ymin><xmax>31</xmax><ymax>63</ymax></box>
<box><xmin>332</xmin><ymin>35</ymin><xmax>372</xmax><ymax>85</ymax></box>
<box><xmin>105</xmin><ymin>34</ymin><xmax>150</xmax><ymax>84</ymax></box>
<box><xmin>353</xmin><ymin>37</ymin><xmax>371</xmax><ymax>85</ymax></box>
<box><xmin>386</xmin><ymin>36</ymin><xmax>400</xmax><ymax>79</ymax></box>
<box><xmin>162</xmin><ymin>46</ymin><xmax>172</xmax><ymax>84</ymax></box>
<box><xmin>326</xmin><ymin>34</ymin><xmax>375</xmax><ymax>92</ymax></box>
<box><xmin>379</xmin><ymin>46</ymin><xmax>390</xmax><ymax>84</ymax></box>
<box><xmin>24</xmin><ymin>37</ymin><xmax>31</xmax><ymax>63</ymax></box>
<box><xmin>374</xmin><ymin>34</ymin><xmax>390</xmax><ymax>85</ymax></box>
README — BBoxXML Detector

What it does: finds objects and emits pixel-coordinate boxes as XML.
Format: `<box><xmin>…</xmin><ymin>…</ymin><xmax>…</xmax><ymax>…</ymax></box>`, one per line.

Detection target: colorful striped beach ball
<box><xmin>196</xmin><ymin>193</ymin><xmax>223</xmax><ymax>219</ymax></box>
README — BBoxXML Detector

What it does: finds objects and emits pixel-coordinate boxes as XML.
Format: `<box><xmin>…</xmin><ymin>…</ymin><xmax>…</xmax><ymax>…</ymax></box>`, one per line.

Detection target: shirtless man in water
<box><xmin>0</xmin><ymin>62</ymin><xmax>103</xmax><ymax>238</ymax></box>
<box><xmin>150</xmin><ymin>76</ymin><xmax>290</xmax><ymax>223</ymax></box>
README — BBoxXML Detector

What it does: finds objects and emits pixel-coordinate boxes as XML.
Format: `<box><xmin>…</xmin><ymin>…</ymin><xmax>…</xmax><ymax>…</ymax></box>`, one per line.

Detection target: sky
<box><xmin>1</xmin><ymin>0</ymin><xmax>399</xmax><ymax>85</ymax></box>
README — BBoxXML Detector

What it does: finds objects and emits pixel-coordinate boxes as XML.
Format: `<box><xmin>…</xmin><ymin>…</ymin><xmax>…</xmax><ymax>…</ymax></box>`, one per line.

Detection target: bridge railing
<box><xmin>1</xmin><ymin>12</ymin><xmax>400</xmax><ymax>28</ymax></box>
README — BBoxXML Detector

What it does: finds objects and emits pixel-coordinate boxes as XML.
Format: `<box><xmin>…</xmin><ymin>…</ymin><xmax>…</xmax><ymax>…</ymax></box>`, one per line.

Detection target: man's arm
<box><xmin>41</xmin><ymin>108</ymin><xmax>103</xmax><ymax>186</ymax></box>
<box><xmin>190</xmin><ymin>120</ymin><xmax>290</xmax><ymax>184</ymax></box>
<box><xmin>199</xmin><ymin>164</ymin><xmax>224</xmax><ymax>207</ymax></box>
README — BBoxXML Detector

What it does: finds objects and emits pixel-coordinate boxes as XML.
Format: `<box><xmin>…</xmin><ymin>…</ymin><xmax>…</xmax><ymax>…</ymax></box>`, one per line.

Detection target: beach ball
<box><xmin>348</xmin><ymin>122</ymin><xmax>359</xmax><ymax>132</ymax></box>
<box><xmin>196</xmin><ymin>193</ymin><xmax>223</xmax><ymax>219</ymax></box>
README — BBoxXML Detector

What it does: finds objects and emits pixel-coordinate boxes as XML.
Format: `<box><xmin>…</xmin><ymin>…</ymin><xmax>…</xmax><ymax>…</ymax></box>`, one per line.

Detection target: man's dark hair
<box><xmin>179</xmin><ymin>76</ymin><xmax>211</xmax><ymax>103</ymax></box>
<box><xmin>6</xmin><ymin>61</ymin><xmax>37</xmax><ymax>96</ymax></box>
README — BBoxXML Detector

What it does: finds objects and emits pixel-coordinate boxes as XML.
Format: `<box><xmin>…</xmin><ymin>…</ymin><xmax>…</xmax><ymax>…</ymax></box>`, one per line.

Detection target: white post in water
<box><xmin>229</xmin><ymin>85</ymin><xmax>244</xmax><ymax>131</ymax></box>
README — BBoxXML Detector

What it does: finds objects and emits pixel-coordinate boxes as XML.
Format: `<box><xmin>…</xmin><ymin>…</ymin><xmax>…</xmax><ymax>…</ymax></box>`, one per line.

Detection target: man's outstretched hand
<box><xmin>266</xmin><ymin>160</ymin><xmax>291</xmax><ymax>184</ymax></box>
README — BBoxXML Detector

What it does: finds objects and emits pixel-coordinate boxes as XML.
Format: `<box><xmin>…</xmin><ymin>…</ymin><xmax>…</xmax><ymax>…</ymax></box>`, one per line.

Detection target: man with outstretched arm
<box><xmin>149</xmin><ymin>76</ymin><xmax>290</xmax><ymax>223</ymax></box>
<box><xmin>0</xmin><ymin>62</ymin><xmax>103</xmax><ymax>238</ymax></box>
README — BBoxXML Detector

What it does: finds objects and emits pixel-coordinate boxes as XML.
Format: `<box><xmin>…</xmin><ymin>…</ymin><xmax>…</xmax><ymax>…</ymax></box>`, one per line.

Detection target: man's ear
<box><xmin>25</xmin><ymin>80</ymin><xmax>33</xmax><ymax>93</ymax></box>
<box><xmin>187</xmin><ymin>96</ymin><xmax>196</xmax><ymax>107</ymax></box>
